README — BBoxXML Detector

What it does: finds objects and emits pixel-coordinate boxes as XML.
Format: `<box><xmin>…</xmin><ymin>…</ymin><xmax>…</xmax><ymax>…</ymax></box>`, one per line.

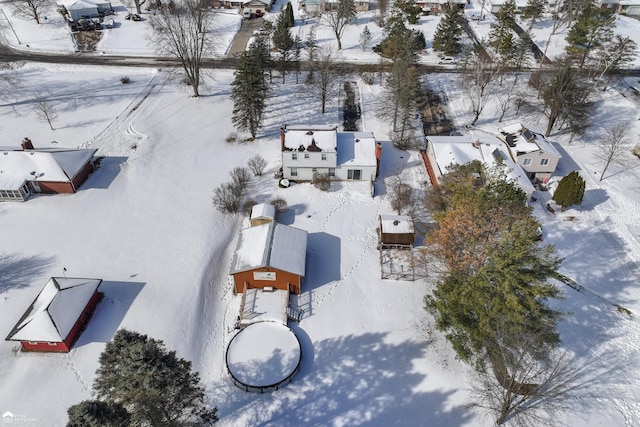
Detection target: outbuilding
<box><xmin>379</xmin><ymin>215</ymin><xmax>415</xmax><ymax>248</ymax></box>
<box><xmin>230</xmin><ymin>222</ymin><xmax>307</xmax><ymax>294</ymax></box>
<box><xmin>5</xmin><ymin>277</ymin><xmax>103</xmax><ymax>352</ymax></box>
<box><xmin>250</xmin><ymin>203</ymin><xmax>276</xmax><ymax>227</ymax></box>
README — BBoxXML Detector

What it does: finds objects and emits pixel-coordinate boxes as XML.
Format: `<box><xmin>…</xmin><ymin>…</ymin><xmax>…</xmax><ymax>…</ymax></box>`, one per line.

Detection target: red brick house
<box><xmin>230</xmin><ymin>222</ymin><xmax>308</xmax><ymax>294</ymax></box>
<box><xmin>0</xmin><ymin>138</ymin><xmax>97</xmax><ymax>202</ymax></box>
<box><xmin>5</xmin><ymin>277</ymin><xmax>103</xmax><ymax>352</ymax></box>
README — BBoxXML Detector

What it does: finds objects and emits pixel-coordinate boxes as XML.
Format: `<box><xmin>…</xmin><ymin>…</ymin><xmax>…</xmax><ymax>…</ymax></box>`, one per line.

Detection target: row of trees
<box><xmin>424</xmin><ymin>164</ymin><xmax>576</xmax><ymax>425</ymax></box>
<box><xmin>67</xmin><ymin>329</ymin><xmax>217</xmax><ymax>426</ymax></box>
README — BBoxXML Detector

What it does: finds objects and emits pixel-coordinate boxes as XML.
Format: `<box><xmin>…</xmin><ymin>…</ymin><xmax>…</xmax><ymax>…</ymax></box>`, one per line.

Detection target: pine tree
<box><xmin>432</xmin><ymin>6</ymin><xmax>466</xmax><ymax>56</ymax></box>
<box><xmin>488</xmin><ymin>0</ymin><xmax>517</xmax><ymax>63</ymax></box>
<box><xmin>359</xmin><ymin>25</ymin><xmax>372</xmax><ymax>52</ymax></box>
<box><xmin>92</xmin><ymin>329</ymin><xmax>218</xmax><ymax>426</ymax></box>
<box><xmin>552</xmin><ymin>171</ymin><xmax>585</xmax><ymax>210</ymax></box>
<box><xmin>231</xmin><ymin>35</ymin><xmax>271</xmax><ymax>138</ymax></box>
<box><xmin>565</xmin><ymin>2</ymin><xmax>616</xmax><ymax>69</ymax></box>
<box><xmin>67</xmin><ymin>400</ymin><xmax>130</xmax><ymax>427</ymax></box>
<box><xmin>273</xmin><ymin>10</ymin><xmax>294</xmax><ymax>83</ymax></box>
<box><xmin>425</xmin><ymin>169</ymin><xmax>563</xmax><ymax>365</ymax></box>
<box><xmin>284</xmin><ymin>2</ymin><xmax>294</xmax><ymax>28</ymax></box>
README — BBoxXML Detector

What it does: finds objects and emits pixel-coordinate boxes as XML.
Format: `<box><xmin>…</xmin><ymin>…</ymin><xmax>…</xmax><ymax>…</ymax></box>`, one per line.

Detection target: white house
<box><xmin>424</xmin><ymin>135</ymin><xmax>536</xmax><ymax>199</ymax></box>
<box><xmin>58</xmin><ymin>0</ymin><xmax>112</xmax><ymax>19</ymax></box>
<box><xmin>497</xmin><ymin>123</ymin><xmax>562</xmax><ymax>182</ymax></box>
<box><xmin>280</xmin><ymin>125</ymin><xmax>381</xmax><ymax>182</ymax></box>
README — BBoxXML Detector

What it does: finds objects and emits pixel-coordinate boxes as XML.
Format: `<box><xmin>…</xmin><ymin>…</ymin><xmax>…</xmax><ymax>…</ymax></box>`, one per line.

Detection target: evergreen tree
<box><xmin>565</xmin><ymin>2</ymin><xmax>616</xmax><ymax>69</ymax></box>
<box><xmin>67</xmin><ymin>400</ymin><xmax>130</xmax><ymax>427</ymax></box>
<box><xmin>425</xmin><ymin>169</ymin><xmax>563</xmax><ymax>365</ymax></box>
<box><xmin>488</xmin><ymin>0</ymin><xmax>517</xmax><ymax>63</ymax></box>
<box><xmin>93</xmin><ymin>329</ymin><xmax>218</xmax><ymax>426</ymax></box>
<box><xmin>552</xmin><ymin>170</ymin><xmax>585</xmax><ymax>210</ymax></box>
<box><xmin>432</xmin><ymin>6</ymin><xmax>466</xmax><ymax>56</ymax></box>
<box><xmin>284</xmin><ymin>2</ymin><xmax>294</xmax><ymax>28</ymax></box>
<box><xmin>231</xmin><ymin>35</ymin><xmax>271</xmax><ymax>138</ymax></box>
<box><xmin>521</xmin><ymin>0</ymin><xmax>545</xmax><ymax>27</ymax></box>
<box><xmin>273</xmin><ymin>10</ymin><xmax>295</xmax><ymax>83</ymax></box>
<box><xmin>359</xmin><ymin>25</ymin><xmax>372</xmax><ymax>52</ymax></box>
<box><xmin>374</xmin><ymin>12</ymin><xmax>425</xmax><ymax>60</ymax></box>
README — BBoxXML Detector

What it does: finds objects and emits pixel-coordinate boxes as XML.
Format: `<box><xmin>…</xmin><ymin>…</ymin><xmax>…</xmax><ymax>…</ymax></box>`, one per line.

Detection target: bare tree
<box><xmin>388</xmin><ymin>176</ymin><xmax>413</xmax><ymax>214</ymax></box>
<box><xmin>229</xmin><ymin>166</ymin><xmax>252</xmax><ymax>190</ymax></box>
<box><xmin>460</xmin><ymin>57</ymin><xmax>501</xmax><ymax>126</ymax></box>
<box><xmin>496</xmin><ymin>76</ymin><xmax>518</xmax><ymax>122</ymax></box>
<box><xmin>310</xmin><ymin>46</ymin><xmax>342</xmax><ymax>114</ymax></box>
<box><xmin>150</xmin><ymin>0</ymin><xmax>216</xmax><ymax>97</ymax></box>
<box><xmin>247</xmin><ymin>155</ymin><xmax>267</xmax><ymax>176</ymax></box>
<box><xmin>597</xmin><ymin>122</ymin><xmax>632</xmax><ymax>181</ymax></box>
<box><xmin>212</xmin><ymin>182</ymin><xmax>242</xmax><ymax>214</ymax></box>
<box><xmin>468</xmin><ymin>346</ymin><xmax>590</xmax><ymax>426</ymax></box>
<box><xmin>9</xmin><ymin>0</ymin><xmax>49</xmax><ymax>24</ymax></box>
<box><xmin>595</xmin><ymin>35</ymin><xmax>638</xmax><ymax>91</ymax></box>
<box><xmin>33</xmin><ymin>94</ymin><xmax>58</xmax><ymax>130</ymax></box>
<box><xmin>322</xmin><ymin>0</ymin><xmax>356</xmax><ymax>50</ymax></box>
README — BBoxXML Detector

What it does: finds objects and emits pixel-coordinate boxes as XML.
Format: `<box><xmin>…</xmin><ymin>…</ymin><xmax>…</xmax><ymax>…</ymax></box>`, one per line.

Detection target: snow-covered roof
<box><xmin>282</xmin><ymin>125</ymin><xmax>338</xmax><ymax>153</ymax></box>
<box><xmin>380</xmin><ymin>215</ymin><xmax>414</xmax><ymax>235</ymax></box>
<box><xmin>337</xmin><ymin>131</ymin><xmax>377</xmax><ymax>168</ymax></box>
<box><xmin>57</xmin><ymin>0</ymin><xmax>109</xmax><ymax>8</ymax></box>
<box><xmin>230</xmin><ymin>222</ymin><xmax>308</xmax><ymax>277</ymax></box>
<box><xmin>6</xmin><ymin>277</ymin><xmax>102</xmax><ymax>343</ymax></box>
<box><xmin>499</xmin><ymin>123</ymin><xmax>562</xmax><ymax>158</ymax></box>
<box><xmin>0</xmin><ymin>148</ymin><xmax>97</xmax><ymax>190</ymax></box>
<box><xmin>427</xmin><ymin>135</ymin><xmax>535</xmax><ymax>195</ymax></box>
<box><xmin>250</xmin><ymin>203</ymin><xmax>275</xmax><ymax>221</ymax></box>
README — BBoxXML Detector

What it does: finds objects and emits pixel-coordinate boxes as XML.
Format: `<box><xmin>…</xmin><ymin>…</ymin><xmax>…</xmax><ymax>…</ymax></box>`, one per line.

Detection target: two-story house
<box><xmin>280</xmin><ymin>125</ymin><xmax>381</xmax><ymax>182</ymax></box>
<box><xmin>498</xmin><ymin>123</ymin><xmax>562</xmax><ymax>183</ymax></box>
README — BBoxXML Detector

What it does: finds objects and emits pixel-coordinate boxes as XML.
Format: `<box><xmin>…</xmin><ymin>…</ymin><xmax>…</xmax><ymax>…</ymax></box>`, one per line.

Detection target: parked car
<box><xmin>468</xmin><ymin>14</ymin><xmax>484</xmax><ymax>21</ymax></box>
<box><xmin>242</xmin><ymin>7</ymin><xmax>251</xmax><ymax>18</ymax></box>
<box><xmin>438</xmin><ymin>56</ymin><xmax>456</xmax><ymax>65</ymax></box>
<box><xmin>125</xmin><ymin>13</ymin><xmax>141</xmax><ymax>21</ymax></box>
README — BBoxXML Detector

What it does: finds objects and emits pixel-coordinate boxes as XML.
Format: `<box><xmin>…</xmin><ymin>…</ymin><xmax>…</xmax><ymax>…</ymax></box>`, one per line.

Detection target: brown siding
<box><xmin>37</xmin><ymin>181</ymin><xmax>75</xmax><ymax>194</ymax></box>
<box><xmin>71</xmin><ymin>161</ymin><xmax>95</xmax><ymax>191</ymax></box>
<box><xmin>381</xmin><ymin>233</ymin><xmax>414</xmax><ymax>246</ymax></box>
<box><xmin>250</xmin><ymin>218</ymin><xmax>273</xmax><ymax>227</ymax></box>
<box><xmin>233</xmin><ymin>267</ymin><xmax>302</xmax><ymax>294</ymax></box>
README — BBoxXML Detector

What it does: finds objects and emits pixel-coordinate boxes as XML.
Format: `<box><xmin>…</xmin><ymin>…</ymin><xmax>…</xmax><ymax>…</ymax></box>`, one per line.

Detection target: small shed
<box><xmin>66</xmin><ymin>0</ymin><xmax>99</xmax><ymax>20</ymax></box>
<box><xmin>379</xmin><ymin>215</ymin><xmax>415</xmax><ymax>248</ymax></box>
<box><xmin>5</xmin><ymin>277</ymin><xmax>103</xmax><ymax>352</ymax></box>
<box><xmin>250</xmin><ymin>203</ymin><xmax>276</xmax><ymax>227</ymax></box>
<box><xmin>230</xmin><ymin>222</ymin><xmax>307</xmax><ymax>294</ymax></box>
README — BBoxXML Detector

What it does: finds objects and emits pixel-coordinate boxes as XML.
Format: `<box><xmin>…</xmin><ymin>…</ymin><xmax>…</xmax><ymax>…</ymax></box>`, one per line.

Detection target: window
<box><xmin>522</xmin><ymin>158</ymin><xmax>532</xmax><ymax>166</ymax></box>
<box><xmin>304</xmin><ymin>153</ymin><xmax>310</xmax><ymax>159</ymax></box>
<box><xmin>321</xmin><ymin>153</ymin><xmax>327</xmax><ymax>161</ymax></box>
<box><xmin>312</xmin><ymin>168</ymin><xmax>318</xmax><ymax>173</ymax></box>
<box><xmin>48</xmin><ymin>342</ymin><xmax>58</xmax><ymax>346</ymax></box>
<box><xmin>540</xmin><ymin>158</ymin><xmax>549</xmax><ymax>166</ymax></box>
<box><xmin>347</xmin><ymin>169</ymin><xmax>362</xmax><ymax>180</ymax></box>
<box><xmin>292</xmin><ymin>153</ymin><xmax>298</xmax><ymax>160</ymax></box>
<box><xmin>290</xmin><ymin>168</ymin><xmax>298</xmax><ymax>177</ymax></box>
<box><xmin>329</xmin><ymin>168</ymin><xmax>335</xmax><ymax>177</ymax></box>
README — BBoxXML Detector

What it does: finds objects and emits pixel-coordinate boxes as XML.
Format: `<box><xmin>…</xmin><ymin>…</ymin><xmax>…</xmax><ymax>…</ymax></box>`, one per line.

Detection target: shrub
<box><xmin>552</xmin><ymin>171</ymin><xmax>585</xmax><ymax>211</ymax></box>
<box><xmin>270</xmin><ymin>198</ymin><xmax>288</xmax><ymax>214</ymax></box>
<box><xmin>212</xmin><ymin>182</ymin><xmax>242</xmax><ymax>214</ymax></box>
<box><xmin>120</xmin><ymin>76</ymin><xmax>130</xmax><ymax>84</ymax></box>
<box><xmin>229</xmin><ymin>167</ymin><xmax>252</xmax><ymax>191</ymax></box>
<box><xmin>243</xmin><ymin>200</ymin><xmax>257</xmax><ymax>215</ymax></box>
<box><xmin>312</xmin><ymin>173</ymin><xmax>331</xmax><ymax>191</ymax></box>
<box><xmin>247</xmin><ymin>155</ymin><xmax>267</xmax><ymax>176</ymax></box>
<box><xmin>67</xmin><ymin>400</ymin><xmax>130</xmax><ymax>427</ymax></box>
<box><xmin>225</xmin><ymin>133</ymin><xmax>238</xmax><ymax>144</ymax></box>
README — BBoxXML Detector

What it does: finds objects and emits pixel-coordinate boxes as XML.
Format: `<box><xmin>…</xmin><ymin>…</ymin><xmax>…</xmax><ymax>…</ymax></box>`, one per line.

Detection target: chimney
<box><xmin>280</xmin><ymin>127</ymin><xmax>285</xmax><ymax>151</ymax></box>
<box><xmin>21</xmin><ymin>137</ymin><xmax>34</xmax><ymax>150</ymax></box>
<box><xmin>375</xmin><ymin>142</ymin><xmax>382</xmax><ymax>177</ymax></box>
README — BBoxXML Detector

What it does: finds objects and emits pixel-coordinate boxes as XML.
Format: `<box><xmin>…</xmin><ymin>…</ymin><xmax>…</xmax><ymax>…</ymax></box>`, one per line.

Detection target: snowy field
<box><xmin>1</xmin><ymin>1</ymin><xmax>640</xmax><ymax>426</ymax></box>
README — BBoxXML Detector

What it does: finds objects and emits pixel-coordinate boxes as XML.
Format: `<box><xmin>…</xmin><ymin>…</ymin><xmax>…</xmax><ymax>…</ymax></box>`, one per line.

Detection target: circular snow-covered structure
<box><xmin>226</xmin><ymin>321</ymin><xmax>302</xmax><ymax>393</ymax></box>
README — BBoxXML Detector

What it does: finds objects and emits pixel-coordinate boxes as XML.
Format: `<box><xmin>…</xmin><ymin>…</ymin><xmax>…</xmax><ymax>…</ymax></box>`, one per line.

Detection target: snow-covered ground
<box><xmin>1</xmin><ymin>1</ymin><xmax>640</xmax><ymax>426</ymax></box>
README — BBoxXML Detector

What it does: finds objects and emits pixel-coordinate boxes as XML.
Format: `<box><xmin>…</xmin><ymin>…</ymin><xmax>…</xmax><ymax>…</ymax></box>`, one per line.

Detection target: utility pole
<box><xmin>1</xmin><ymin>9</ymin><xmax>21</xmax><ymax>45</ymax></box>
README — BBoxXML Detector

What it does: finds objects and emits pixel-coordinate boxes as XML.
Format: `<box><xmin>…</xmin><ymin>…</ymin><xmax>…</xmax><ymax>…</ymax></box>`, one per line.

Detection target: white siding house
<box><xmin>280</xmin><ymin>125</ymin><xmax>380</xmax><ymax>182</ymax></box>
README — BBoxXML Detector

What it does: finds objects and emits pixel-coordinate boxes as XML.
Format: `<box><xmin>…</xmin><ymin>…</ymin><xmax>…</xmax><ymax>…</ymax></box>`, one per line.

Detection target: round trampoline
<box><xmin>226</xmin><ymin>321</ymin><xmax>302</xmax><ymax>393</ymax></box>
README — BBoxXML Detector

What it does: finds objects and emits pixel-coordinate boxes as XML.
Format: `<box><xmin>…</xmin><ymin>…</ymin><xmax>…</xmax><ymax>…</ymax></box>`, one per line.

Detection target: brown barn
<box><xmin>230</xmin><ymin>222</ymin><xmax>308</xmax><ymax>294</ymax></box>
<box><xmin>250</xmin><ymin>203</ymin><xmax>276</xmax><ymax>227</ymax></box>
<box><xmin>5</xmin><ymin>277</ymin><xmax>103</xmax><ymax>352</ymax></box>
<box><xmin>0</xmin><ymin>138</ymin><xmax>97</xmax><ymax>202</ymax></box>
<box><xmin>379</xmin><ymin>215</ymin><xmax>415</xmax><ymax>248</ymax></box>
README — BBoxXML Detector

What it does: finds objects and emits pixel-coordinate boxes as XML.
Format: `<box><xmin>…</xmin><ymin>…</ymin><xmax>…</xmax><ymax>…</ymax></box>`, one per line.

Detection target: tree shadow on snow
<box><xmin>212</xmin><ymin>331</ymin><xmax>471</xmax><ymax>427</ymax></box>
<box><xmin>0</xmin><ymin>253</ymin><xmax>57</xmax><ymax>294</ymax></box>
<box><xmin>73</xmin><ymin>281</ymin><xmax>145</xmax><ymax>348</ymax></box>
